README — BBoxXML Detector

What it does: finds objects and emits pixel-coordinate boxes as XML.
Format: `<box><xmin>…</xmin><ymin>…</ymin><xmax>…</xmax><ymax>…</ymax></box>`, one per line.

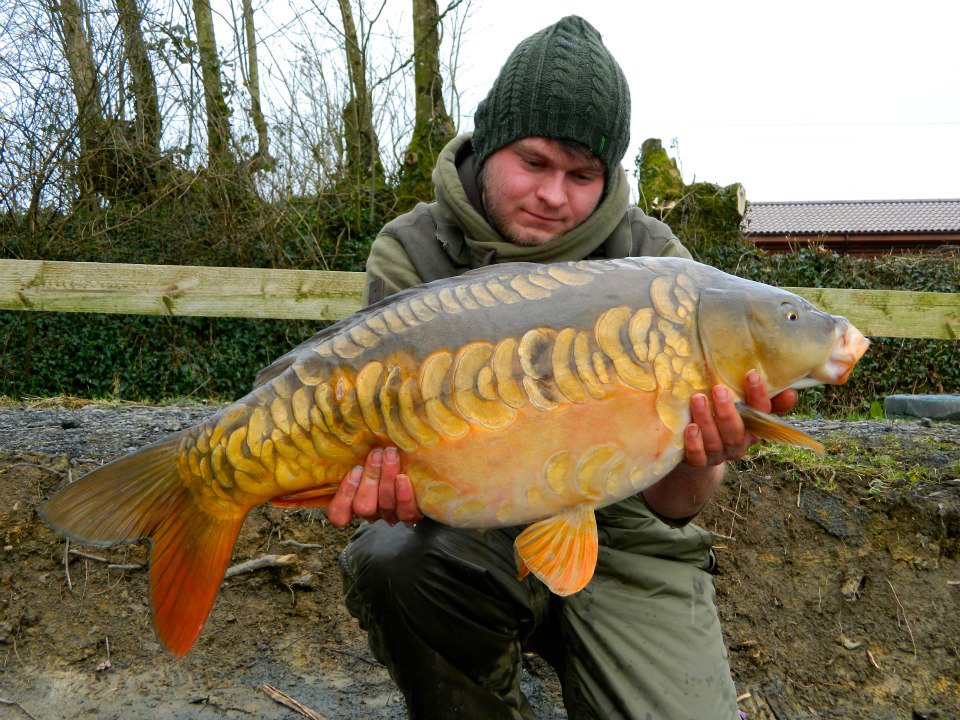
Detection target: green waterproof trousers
<box><xmin>339</xmin><ymin>493</ymin><xmax>739</xmax><ymax>720</ymax></box>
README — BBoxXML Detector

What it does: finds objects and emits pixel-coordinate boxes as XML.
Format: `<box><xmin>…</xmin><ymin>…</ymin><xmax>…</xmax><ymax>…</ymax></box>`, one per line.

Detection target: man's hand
<box><xmin>327</xmin><ymin>447</ymin><xmax>424</xmax><ymax>528</ymax></box>
<box><xmin>683</xmin><ymin>370</ymin><xmax>797</xmax><ymax>468</ymax></box>
<box><xmin>643</xmin><ymin>370</ymin><xmax>798</xmax><ymax>520</ymax></box>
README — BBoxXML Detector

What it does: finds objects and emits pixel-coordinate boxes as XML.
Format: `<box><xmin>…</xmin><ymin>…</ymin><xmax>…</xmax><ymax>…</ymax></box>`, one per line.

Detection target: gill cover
<box><xmin>696</xmin><ymin>284</ymin><xmax>841</xmax><ymax>396</ymax></box>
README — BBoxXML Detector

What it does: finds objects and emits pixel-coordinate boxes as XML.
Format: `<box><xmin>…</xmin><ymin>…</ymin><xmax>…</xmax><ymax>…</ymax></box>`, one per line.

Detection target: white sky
<box><xmin>453</xmin><ymin>0</ymin><xmax>960</xmax><ymax>202</ymax></box>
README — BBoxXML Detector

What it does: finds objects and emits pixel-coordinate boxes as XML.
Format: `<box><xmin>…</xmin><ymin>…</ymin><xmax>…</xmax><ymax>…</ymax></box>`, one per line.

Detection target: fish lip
<box><xmin>811</xmin><ymin>322</ymin><xmax>870</xmax><ymax>385</ymax></box>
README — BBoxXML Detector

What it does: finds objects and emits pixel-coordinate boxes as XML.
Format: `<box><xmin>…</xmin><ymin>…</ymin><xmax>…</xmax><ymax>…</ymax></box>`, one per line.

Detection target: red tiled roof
<box><xmin>743</xmin><ymin>199</ymin><xmax>960</xmax><ymax>235</ymax></box>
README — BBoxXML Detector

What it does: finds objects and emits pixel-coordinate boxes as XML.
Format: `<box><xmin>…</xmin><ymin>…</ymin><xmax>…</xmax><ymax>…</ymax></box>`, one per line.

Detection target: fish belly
<box><xmin>406</xmin><ymin>389</ymin><xmax>687</xmax><ymax>527</ymax></box>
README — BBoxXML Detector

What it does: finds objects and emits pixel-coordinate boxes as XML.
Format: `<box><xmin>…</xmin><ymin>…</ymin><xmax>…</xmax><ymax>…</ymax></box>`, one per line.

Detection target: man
<box><xmin>329</xmin><ymin>16</ymin><xmax>796</xmax><ymax>719</ymax></box>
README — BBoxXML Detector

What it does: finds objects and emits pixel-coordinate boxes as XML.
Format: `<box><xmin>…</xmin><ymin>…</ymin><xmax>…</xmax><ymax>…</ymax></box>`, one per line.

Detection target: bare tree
<box><xmin>48</xmin><ymin>0</ymin><xmax>108</xmax><ymax>198</ymax></box>
<box><xmin>240</xmin><ymin>0</ymin><xmax>274</xmax><ymax>171</ymax></box>
<box><xmin>114</xmin><ymin>0</ymin><xmax>161</xmax><ymax>152</ymax></box>
<box><xmin>398</xmin><ymin>0</ymin><xmax>455</xmax><ymax>204</ymax></box>
<box><xmin>43</xmin><ymin>0</ymin><xmax>172</xmax><ymax>203</ymax></box>
<box><xmin>336</xmin><ymin>0</ymin><xmax>384</xmax><ymax>187</ymax></box>
<box><xmin>191</xmin><ymin>0</ymin><xmax>236</xmax><ymax>171</ymax></box>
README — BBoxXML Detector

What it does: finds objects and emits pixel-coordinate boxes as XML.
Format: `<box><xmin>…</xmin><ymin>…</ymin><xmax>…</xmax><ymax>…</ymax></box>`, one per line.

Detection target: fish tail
<box><xmin>41</xmin><ymin>433</ymin><xmax>245</xmax><ymax>658</ymax></box>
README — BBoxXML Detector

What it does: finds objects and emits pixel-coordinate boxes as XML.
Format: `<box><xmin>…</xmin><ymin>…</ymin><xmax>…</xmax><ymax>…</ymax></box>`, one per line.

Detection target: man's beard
<box><xmin>486</xmin><ymin>204</ymin><xmax>551</xmax><ymax>247</ymax></box>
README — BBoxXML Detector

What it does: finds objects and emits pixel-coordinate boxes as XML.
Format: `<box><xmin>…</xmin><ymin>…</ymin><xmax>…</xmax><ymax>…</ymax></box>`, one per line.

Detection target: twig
<box><xmin>96</xmin><ymin>636</ymin><xmax>112</xmax><ymax>672</ymax></box>
<box><xmin>0</xmin><ymin>462</ymin><xmax>63</xmax><ymax>475</ymax></box>
<box><xmin>69</xmin><ymin>549</ymin><xmax>108</xmax><ymax>563</ymax></box>
<box><xmin>727</xmin><ymin>480</ymin><xmax>744</xmax><ymax>539</ymax></box>
<box><xmin>67</xmin><ymin>548</ymin><xmax>142</xmax><ymax>572</ymax></box>
<box><xmin>280</xmin><ymin>540</ymin><xmax>324</xmax><ymax>550</ymax></box>
<box><xmin>885</xmin><ymin>578</ymin><xmax>917</xmax><ymax>657</ymax></box>
<box><xmin>261</xmin><ymin>684</ymin><xmax>327</xmax><ymax>720</ymax></box>
<box><xmin>63</xmin><ymin>539</ymin><xmax>72</xmax><ymax>591</ymax></box>
<box><xmin>0</xmin><ymin>697</ymin><xmax>40</xmax><ymax>720</ymax></box>
<box><xmin>320</xmin><ymin>644</ymin><xmax>381</xmax><ymax>667</ymax></box>
<box><xmin>715</xmin><ymin>504</ymin><xmax>746</xmax><ymax>521</ymax></box>
<box><xmin>225</xmin><ymin>554</ymin><xmax>298</xmax><ymax>579</ymax></box>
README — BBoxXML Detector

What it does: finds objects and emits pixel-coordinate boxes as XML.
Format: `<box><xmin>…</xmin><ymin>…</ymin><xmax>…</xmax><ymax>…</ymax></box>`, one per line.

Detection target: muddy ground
<box><xmin>0</xmin><ymin>402</ymin><xmax>957</xmax><ymax>720</ymax></box>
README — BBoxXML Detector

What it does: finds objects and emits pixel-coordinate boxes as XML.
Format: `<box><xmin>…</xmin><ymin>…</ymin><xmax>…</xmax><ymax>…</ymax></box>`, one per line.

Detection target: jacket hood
<box><xmin>432</xmin><ymin>133</ymin><xmax>631</xmax><ymax>267</ymax></box>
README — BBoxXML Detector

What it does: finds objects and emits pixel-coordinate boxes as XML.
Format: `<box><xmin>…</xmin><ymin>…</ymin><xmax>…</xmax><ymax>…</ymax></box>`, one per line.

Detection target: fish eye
<box><xmin>781</xmin><ymin>302</ymin><xmax>799</xmax><ymax>321</ymax></box>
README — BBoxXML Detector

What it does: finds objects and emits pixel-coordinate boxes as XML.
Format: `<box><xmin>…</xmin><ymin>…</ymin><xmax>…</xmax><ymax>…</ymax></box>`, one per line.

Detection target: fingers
<box><xmin>353</xmin><ymin>448</ymin><xmax>388</xmax><ymax>522</ymax></box>
<box><xmin>376</xmin><ymin>448</ymin><xmax>400</xmax><ymax>524</ymax></box>
<box><xmin>745</xmin><ymin>369</ymin><xmax>797</xmax><ymax>415</ymax></box>
<box><xmin>395</xmin><ymin>473</ymin><xmax>424</xmax><ymax>525</ymax></box>
<box><xmin>770</xmin><ymin>387</ymin><xmax>799</xmax><ymax>415</ymax></box>
<box><xmin>743</xmin><ymin>370</ymin><xmax>773</xmax><ymax>414</ymax></box>
<box><xmin>327</xmin><ymin>465</ymin><xmax>362</xmax><ymax>528</ymax></box>
<box><xmin>685</xmin><ymin>385</ymin><xmax>749</xmax><ymax>467</ymax></box>
<box><xmin>326</xmin><ymin>447</ymin><xmax>422</xmax><ymax>528</ymax></box>
<box><xmin>684</xmin><ymin>370</ymin><xmax>796</xmax><ymax>468</ymax></box>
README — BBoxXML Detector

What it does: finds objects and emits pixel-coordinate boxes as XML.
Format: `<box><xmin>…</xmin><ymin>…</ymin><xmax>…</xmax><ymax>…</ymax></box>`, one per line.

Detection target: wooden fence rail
<box><xmin>1</xmin><ymin>259</ymin><xmax>958</xmax><ymax>340</ymax></box>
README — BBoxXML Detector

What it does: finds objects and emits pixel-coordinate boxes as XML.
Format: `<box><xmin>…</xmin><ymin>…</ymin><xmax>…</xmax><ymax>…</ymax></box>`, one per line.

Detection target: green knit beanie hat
<box><xmin>472</xmin><ymin>16</ymin><xmax>631</xmax><ymax>181</ymax></box>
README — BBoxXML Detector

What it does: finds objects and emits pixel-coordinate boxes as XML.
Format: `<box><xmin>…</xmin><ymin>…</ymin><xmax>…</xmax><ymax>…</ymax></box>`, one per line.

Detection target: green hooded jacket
<box><xmin>363</xmin><ymin>133</ymin><xmax>691</xmax><ymax>303</ymax></box>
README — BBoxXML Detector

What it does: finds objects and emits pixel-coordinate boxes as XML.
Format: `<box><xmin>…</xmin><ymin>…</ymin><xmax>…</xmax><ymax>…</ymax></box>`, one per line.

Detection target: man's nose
<box><xmin>535</xmin><ymin>172</ymin><xmax>566</xmax><ymax>207</ymax></box>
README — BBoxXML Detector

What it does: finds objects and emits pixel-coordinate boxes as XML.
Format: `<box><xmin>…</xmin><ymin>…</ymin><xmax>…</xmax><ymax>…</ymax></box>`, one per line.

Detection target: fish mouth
<box><xmin>810</xmin><ymin>321</ymin><xmax>871</xmax><ymax>385</ymax></box>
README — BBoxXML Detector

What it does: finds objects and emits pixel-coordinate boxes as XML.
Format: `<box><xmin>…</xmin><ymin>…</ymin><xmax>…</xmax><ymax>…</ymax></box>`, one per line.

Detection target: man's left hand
<box><xmin>643</xmin><ymin>370</ymin><xmax>797</xmax><ymax>520</ymax></box>
<box><xmin>683</xmin><ymin>369</ymin><xmax>797</xmax><ymax>468</ymax></box>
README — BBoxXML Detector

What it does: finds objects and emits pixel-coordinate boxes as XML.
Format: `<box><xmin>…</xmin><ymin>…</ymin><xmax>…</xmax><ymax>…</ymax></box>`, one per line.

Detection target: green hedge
<box><xmin>0</xmin><ymin>312</ymin><xmax>324</xmax><ymax>401</ymax></box>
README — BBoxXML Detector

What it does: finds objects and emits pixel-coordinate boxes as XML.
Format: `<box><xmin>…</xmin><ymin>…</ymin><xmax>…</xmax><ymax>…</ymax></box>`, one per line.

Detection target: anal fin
<box><xmin>269</xmin><ymin>486</ymin><xmax>338</xmax><ymax>509</ymax></box>
<box><xmin>514</xmin><ymin>504</ymin><xmax>598</xmax><ymax>596</ymax></box>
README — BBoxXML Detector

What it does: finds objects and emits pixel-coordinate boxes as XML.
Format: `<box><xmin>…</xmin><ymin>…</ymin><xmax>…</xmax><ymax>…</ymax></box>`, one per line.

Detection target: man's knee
<box><xmin>339</xmin><ymin>520</ymin><xmax>429</xmax><ymax>619</ymax></box>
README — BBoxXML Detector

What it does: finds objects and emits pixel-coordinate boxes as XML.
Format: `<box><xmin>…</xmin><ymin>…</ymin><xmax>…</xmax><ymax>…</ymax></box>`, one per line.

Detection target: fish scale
<box><xmin>40</xmin><ymin>256</ymin><xmax>870</xmax><ymax>657</ymax></box>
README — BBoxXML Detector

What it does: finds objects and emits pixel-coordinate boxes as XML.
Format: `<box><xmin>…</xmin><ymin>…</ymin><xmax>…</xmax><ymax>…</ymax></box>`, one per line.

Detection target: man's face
<box><xmin>481</xmin><ymin>137</ymin><xmax>606</xmax><ymax>246</ymax></box>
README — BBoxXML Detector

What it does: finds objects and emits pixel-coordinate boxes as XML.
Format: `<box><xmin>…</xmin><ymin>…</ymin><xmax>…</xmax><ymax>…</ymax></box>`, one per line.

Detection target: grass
<box><xmin>742</xmin><ymin>425</ymin><xmax>958</xmax><ymax>496</ymax></box>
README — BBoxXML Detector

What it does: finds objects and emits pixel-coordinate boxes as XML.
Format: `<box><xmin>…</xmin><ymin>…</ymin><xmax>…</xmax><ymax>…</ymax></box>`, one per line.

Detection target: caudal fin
<box><xmin>40</xmin><ymin>433</ymin><xmax>244</xmax><ymax>658</ymax></box>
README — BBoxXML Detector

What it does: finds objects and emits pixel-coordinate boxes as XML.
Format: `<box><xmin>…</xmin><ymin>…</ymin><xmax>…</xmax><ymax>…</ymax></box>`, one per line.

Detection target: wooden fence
<box><xmin>1</xmin><ymin>259</ymin><xmax>958</xmax><ymax>340</ymax></box>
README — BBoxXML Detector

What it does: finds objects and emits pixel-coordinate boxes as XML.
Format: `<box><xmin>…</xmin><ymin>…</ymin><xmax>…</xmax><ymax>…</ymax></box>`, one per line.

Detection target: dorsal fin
<box><xmin>252</xmin><ymin>263</ymin><xmax>542</xmax><ymax>388</ymax></box>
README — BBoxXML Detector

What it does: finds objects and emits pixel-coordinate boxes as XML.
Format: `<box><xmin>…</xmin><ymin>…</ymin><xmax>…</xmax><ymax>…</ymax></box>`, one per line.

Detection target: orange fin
<box><xmin>516</xmin><ymin>557</ymin><xmax>530</xmax><ymax>581</ymax></box>
<box><xmin>269</xmin><ymin>486</ymin><xmax>337</xmax><ymax>509</ymax></box>
<box><xmin>41</xmin><ymin>433</ymin><xmax>245</xmax><ymax>658</ymax></box>
<box><xmin>514</xmin><ymin>504</ymin><xmax>598</xmax><ymax>596</ymax></box>
<box><xmin>736</xmin><ymin>403</ymin><xmax>825</xmax><ymax>457</ymax></box>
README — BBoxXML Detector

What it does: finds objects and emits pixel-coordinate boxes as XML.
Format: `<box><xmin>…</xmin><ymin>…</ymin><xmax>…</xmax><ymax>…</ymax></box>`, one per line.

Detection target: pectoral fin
<box><xmin>736</xmin><ymin>403</ymin><xmax>825</xmax><ymax>457</ymax></box>
<box><xmin>514</xmin><ymin>504</ymin><xmax>598</xmax><ymax>596</ymax></box>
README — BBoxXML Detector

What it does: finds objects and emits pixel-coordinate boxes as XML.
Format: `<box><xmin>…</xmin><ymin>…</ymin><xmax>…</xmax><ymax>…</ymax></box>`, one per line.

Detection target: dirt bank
<box><xmin>0</xmin><ymin>403</ymin><xmax>957</xmax><ymax>719</ymax></box>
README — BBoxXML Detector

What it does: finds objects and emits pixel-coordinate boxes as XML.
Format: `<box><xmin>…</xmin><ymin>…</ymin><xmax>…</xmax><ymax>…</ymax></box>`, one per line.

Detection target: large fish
<box><xmin>41</xmin><ymin>257</ymin><xmax>868</xmax><ymax>657</ymax></box>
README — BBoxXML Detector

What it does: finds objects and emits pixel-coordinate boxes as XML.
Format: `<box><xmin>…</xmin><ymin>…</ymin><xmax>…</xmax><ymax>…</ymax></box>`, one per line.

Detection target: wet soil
<box><xmin>0</xmin><ymin>403</ymin><xmax>957</xmax><ymax>719</ymax></box>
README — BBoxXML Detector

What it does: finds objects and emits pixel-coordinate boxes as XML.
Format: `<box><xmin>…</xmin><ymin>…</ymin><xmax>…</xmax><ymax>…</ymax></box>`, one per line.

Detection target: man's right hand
<box><xmin>327</xmin><ymin>447</ymin><xmax>424</xmax><ymax>528</ymax></box>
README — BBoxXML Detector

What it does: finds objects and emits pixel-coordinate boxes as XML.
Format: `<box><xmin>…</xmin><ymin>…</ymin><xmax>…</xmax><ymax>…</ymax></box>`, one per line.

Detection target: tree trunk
<box><xmin>114</xmin><ymin>0</ymin><xmax>161</xmax><ymax>152</ymax></box>
<box><xmin>241</xmin><ymin>0</ymin><xmax>274</xmax><ymax>172</ymax></box>
<box><xmin>336</xmin><ymin>0</ymin><xmax>383</xmax><ymax>187</ymax></box>
<box><xmin>49</xmin><ymin>0</ymin><xmax>106</xmax><ymax>193</ymax></box>
<box><xmin>399</xmin><ymin>0</ymin><xmax>454</xmax><ymax>205</ymax></box>
<box><xmin>51</xmin><ymin>0</ymin><xmax>169</xmax><ymax>202</ymax></box>
<box><xmin>191</xmin><ymin>0</ymin><xmax>235</xmax><ymax>171</ymax></box>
